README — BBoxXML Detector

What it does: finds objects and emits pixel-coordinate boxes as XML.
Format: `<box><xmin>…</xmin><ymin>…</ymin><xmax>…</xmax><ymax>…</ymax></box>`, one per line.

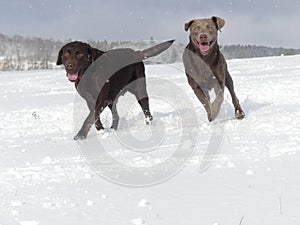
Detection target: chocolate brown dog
<box><xmin>57</xmin><ymin>40</ymin><xmax>174</xmax><ymax>140</ymax></box>
<box><xmin>183</xmin><ymin>16</ymin><xmax>245</xmax><ymax>121</ymax></box>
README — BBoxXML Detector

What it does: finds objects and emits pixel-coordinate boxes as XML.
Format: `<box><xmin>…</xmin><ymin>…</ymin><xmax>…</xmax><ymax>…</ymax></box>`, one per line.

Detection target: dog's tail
<box><xmin>138</xmin><ymin>40</ymin><xmax>175</xmax><ymax>59</ymax></box>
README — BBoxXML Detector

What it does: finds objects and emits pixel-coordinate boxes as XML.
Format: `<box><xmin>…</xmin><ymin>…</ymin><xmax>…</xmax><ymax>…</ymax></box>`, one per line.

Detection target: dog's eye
<box><xmin>192</xmin><ymin>27</ymin><xmax>200</xmax><ymax>32</ymax></box>
<box><xmin>207</xmin><ymin>25</ymin><xmax>214</xmax><ymax>30</ymax></box>
<box><xmin>76</xmin><ymin>53</ymin><xmax>84</xmax><ymax>59</ymax></box>
<box><xmin>64</xmin><ymin>52</ymin><xmax>70</xmax><ymax>58</ymax></box>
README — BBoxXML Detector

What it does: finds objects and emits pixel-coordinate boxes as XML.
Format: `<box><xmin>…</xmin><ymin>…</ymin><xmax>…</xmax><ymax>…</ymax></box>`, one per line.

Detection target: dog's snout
<box><xmin>200</xmin><ymin>34</ymin><xmax>208</xmax><ymax>41</ymax></box>
<box><xmin>66</xmin><ymin>64</ymin><xmax>73</xmax><ymax>70</ymax></box>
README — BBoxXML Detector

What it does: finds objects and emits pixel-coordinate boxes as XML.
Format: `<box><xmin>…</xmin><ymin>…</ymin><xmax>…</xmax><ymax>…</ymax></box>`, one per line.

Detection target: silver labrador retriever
<box><xmin>183</xmin><ymin>16</ymin><xmax>245</xmax><ymax>121</ymax></box>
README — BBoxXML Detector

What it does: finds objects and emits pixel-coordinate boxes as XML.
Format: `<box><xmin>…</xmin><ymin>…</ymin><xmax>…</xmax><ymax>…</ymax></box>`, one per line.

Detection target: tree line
<box><xmin>222</xmin><ymin>44</ymin><xmax>300</xmax><ymax>59</ymax></box>
<box><xmin>0</xmin><ymin>33</ymin><xmax>299</xmax><ymax>71</ymax></box>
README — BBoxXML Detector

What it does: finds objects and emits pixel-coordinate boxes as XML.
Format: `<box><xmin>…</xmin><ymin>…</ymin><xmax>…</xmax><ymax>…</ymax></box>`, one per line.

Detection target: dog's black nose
<box><xmin>66</xmin><ymin>64</ymin><xmax>73</xmax><ymax>70</ymax></box>
<box><xmin>200</xmin><ymin>34</ymin><xmax>207</xmax><ymax>40</ymax></box>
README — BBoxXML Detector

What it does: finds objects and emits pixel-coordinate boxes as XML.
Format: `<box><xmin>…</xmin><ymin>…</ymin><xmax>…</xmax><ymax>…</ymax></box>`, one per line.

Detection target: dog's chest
<box><xmin>183</xmin><ymin>48</ymin><xmax>218</xmax><ymax>89</ymax></box>
<box><xmin>75</xmin><ymin>75</ymin><xmax>106</xmax><ymax>101</ymax></box>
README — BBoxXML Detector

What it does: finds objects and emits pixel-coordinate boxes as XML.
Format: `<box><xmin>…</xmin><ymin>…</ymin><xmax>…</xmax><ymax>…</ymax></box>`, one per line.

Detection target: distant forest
<box><xmin>1</xmin><ymin>33</ymin><xmax>299</xmax><ymax>71</ymax></box>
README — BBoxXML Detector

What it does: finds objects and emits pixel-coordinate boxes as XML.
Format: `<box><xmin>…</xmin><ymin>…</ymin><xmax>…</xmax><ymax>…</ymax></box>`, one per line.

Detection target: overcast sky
<box><xmin>1</xmin><ymin>0</ymin><xmax>300</xmax><ymax>48</ymax></box>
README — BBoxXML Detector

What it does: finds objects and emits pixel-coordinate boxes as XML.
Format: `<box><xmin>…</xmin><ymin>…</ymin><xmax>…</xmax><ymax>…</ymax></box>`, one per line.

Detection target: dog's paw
<box><xmin>207</xmin><ymin>114</ymin><xmax>213</xmax><ymax>122</ymax></box>
<box><xmin>145</xmin><ymin>115</ymin><xmax>153</xmax><ymax>125</ymax></box>
<box><xmin>111</xmin><ymin>120</ymin><xmax>119</xmax><ymax>130</ymax></box>
<box><xmin>96</xmin><ymin>129</ymin><xmax>106</xmax><ymax>135</ymax></box>
<box><xmin>210</xmin><ymin>111</ymin><xmax>219</xmax><ymax>122</ymax></box>
<box><xmin>235</xmin><ymin>110</ymin><xmax>245</xmax><ymax>120</ymax></box>
<box><xmin>73</xmin><ymin>133</ymin><xmax>87</xmax><ymax>140</ymax></box>
<box><xmin>207</xmin><ymin>109</ymin><xmax>219</xmax><ymax>122</ymax></box>
<box><xmin>95</xmin><ymin>121</ymin><xmax>104</xmax><ymax>131</ymax></box>
<box><xmin>110</xmin><ymin>125</ymin><xmax>118</xmax><ymax>130</ymax></box>
<box><xmin>210</xmin><ymin>101</ymin><xmax>222</xmax><ymax>121</ymax></box>
<box><xmin>206</xmin><ymin>110</ymin><xmax>213</xmax><ymax>122</ymax></box>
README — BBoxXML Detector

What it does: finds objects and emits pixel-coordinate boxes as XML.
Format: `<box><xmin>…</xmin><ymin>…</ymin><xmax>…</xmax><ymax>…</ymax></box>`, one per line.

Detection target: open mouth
<box><xmin>66</xmin><ymin>72</ymin><xmax>79</xmax><ymax>82</ymax></box>
<box><xmin>193</xmin><ymin>39</ymin><xmax>216</xmax><ymax>55</ymax></box>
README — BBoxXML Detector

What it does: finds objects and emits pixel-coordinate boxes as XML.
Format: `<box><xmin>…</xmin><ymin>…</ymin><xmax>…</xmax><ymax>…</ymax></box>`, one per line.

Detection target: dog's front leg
<box><xmin>210</xmin><ymin>88</ymin><xmax>224</xmax><ymax>121</ymax></box>
<box><xmin>187</xmin><ymin>76</ymin><xmax>213</xmax><ymax>121</ymax></box>
<box><xmin>74</xmin><ymin>94</ymin><xmax>97</xmax><ymax>140</ymax></box>
<box><xmin>74</xmin><ymin>109</ymin><xmax>95</xmax><ymax>140</ymax></box>
<box><xmin>225</xmin><ymin>70</ymin><xmax>245</xmax><ymax>119</ymax></box>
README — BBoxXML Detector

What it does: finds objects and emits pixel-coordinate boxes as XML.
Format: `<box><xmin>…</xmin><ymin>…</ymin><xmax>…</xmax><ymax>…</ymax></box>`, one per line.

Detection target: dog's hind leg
<box><xmin>108</xmin><ymin>101</ymin><xmax>119</xmax><ymax>130</ymax></box>
<box><xmin>94</xmin><ymin>84</ymin><xmax>110</xmax><ymax>131</ymax></box>
<box><xmin>95</xmin><ymin>109</ymin><xmax>104</xmax><ymax>130</ymax></box>
<box><xmin>130</xmin><ymin>85</ymin><xmax>153</xmax><ymax>125</ymax></box>
<box><xmin>138</xmin><ymin>97</ymin><xmax>153</xmax><ymax>124</ymax></box>
<box><xmin>132</xmin><ymin>64</ymin><xmax>153</xmax><ymax>124</ymax></box>
<box><xmin>133</xmin><ymin>89</ymin><xmax>153</xmax><ymax>124</ymax></box>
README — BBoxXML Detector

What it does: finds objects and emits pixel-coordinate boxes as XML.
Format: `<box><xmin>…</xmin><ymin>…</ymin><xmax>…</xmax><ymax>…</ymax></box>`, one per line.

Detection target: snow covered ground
<box><xmin>0</xmin><ymin>55</ymin><xmax>300</xmax><ymax>225</ymax></box>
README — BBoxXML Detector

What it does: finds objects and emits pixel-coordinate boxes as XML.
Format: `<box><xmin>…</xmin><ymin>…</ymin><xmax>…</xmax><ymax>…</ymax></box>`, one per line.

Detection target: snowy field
<box><xmin>0</xmin><ymin>55</ymin><xmax>300</xmax><ymax>225</ymax></box>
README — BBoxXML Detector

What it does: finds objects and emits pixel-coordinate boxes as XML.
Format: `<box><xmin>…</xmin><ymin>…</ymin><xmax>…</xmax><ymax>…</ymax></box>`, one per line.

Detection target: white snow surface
<box><xmin>1</xmin><ymin>55</ymin><xmax>300</xmax><ymax>225</ymax></box>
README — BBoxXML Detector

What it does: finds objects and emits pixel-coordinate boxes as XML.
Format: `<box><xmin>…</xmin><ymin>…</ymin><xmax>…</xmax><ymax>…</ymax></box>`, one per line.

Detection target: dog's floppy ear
<box><xmin>88</xmin><ymin>47</ymin><xmax>104</xmax><ymax>62</ymax></box>
<box><xmin>56</xmin><ymin>48</ymin><xmax>63</xmax><ymax>65</ymax></box>
<box><xmin>184</xmin><ymin>20</ymin><xmax>194</xmax><ymax>31</ymax></box>
<box><xmin>212</xmin><ymin>16</ymin><xmax>225</xmax><ymax>31</ymax></box>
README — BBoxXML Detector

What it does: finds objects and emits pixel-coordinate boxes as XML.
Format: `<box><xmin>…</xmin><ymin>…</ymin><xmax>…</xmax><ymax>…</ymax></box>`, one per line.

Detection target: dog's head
<box><xmin>56</xmin><ymin>41</ymin><xmax>103</xmax><ymax>82</ymax></box>
<box><xmin>185</xmin><ymin>16</ymin><xmax>225</xmax><ymax>55</ymax></box>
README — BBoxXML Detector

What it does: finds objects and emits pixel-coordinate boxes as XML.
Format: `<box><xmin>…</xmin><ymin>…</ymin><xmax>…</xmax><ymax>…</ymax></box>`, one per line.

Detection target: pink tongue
<box><xmin>67</xmin><ymin>73</ymin><xmax>79</xmax><ymax>81</ymax></box>
<box><xmin>199</xmin><ymin>44</ymin><xmax>209</xmax><ymax>53</ymax></box>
